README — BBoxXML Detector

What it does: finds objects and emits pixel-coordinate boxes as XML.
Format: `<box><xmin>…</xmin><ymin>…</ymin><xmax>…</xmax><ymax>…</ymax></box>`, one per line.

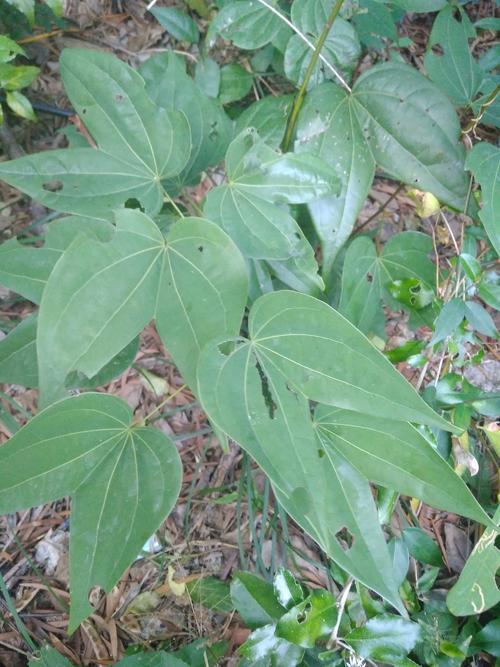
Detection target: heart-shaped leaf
<box><xmin>204</xmin><ymin>130</ymin><xmax>337</xmax><ymax>294</ymax></box>
<box><xmin>315</xmin><ymin>406</ymin><xmax>490</xmax><ymax>526</ymax></box>
<box><xmin>37</xmin><ymin>210</ymin><xmax>247</xmax><ymax>406</ymax></box>
<box><xmin>0</xmin><ymin>393</ymin><xmax>182</xmax><ymax>631</ymax></box>
<box><xmin>197</xmin><ymin>330</ymin><xmax>404</xmax><ymax>611</ymax></box>
<box><xmin>352</xmin><ymin>62</ymin><xmax>469</xmax><ymax>210</ymax></box>
<box><xmin>0</xmin><ymin>49</ymin><xmax>191</xmax><ymax>219</ymax></box>
<box><xmin>424</xmin><ymin>6</ymin><xmax>482</xmax><ymax>107</ymax></box>
<box><xmin>295</xmin><ymin>83</ymin><xmax>375</xmax><ymax>279</ymax></box>
<box><xmin>247</xmin><ymin>291</ymin><xmax>455</xmax><ymax>430</ymax></box>
<box><xmin>140</xmin><ymin>52</ymin><xmax>233</xmax><ymax>188</ymax></box>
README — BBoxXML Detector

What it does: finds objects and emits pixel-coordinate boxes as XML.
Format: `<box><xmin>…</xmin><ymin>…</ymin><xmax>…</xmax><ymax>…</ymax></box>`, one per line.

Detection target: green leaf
<box><xmin>391</xmin><ymin>0</ymin><xmax>446</xmax><ymax>11</ymax></box>
<box><xmin>337</xmin><ymin>236</ymin><xmax>383</xmax><ymax>336</ymax></box>
<box><xmin>204</xmin><ymin>129</ymin><xmax>338</xmax><ymax>294</ymax></box>
<box><xmin>0</xmin><ymin>393</ymin><xmax>182</xmax><ymax>631</ymax></box>
<box><xmin>0</xmin><ymin>62</ymin><xmax>39</xmax><ymax>89</ymax></box>
<box><xmin>219</xmin><ymin>64</ymin><xmax>253</xmax><ymax>104</ymax></box>
<box><xmin>447</xmin><ymin>506</ymin><xmax>500</xmax><ymax>616</ymax></box>
<box><xmin>235</xmin><ymin>95</ymin><xmax>294</xmax><ymax>149</ymax></box>
<box><xmin>295</xmin><ymin>83</ymin><xmax>375</xmax><ymax>278</ymax></box>
<box><xmin>284</xmin><ymin>0</ymin><xmax>361</xmax><ymax>88</ymax></box>
<box><xmin>479</xmin><ymin>274</ymin><xmax>500</xmax><ymax>311</ymax></box>
<box><xmin>0</xmin><ymin>49</ymin><xmax>191</xmax><ymax>219</ymax></box>
<box><xmin>207</xmin><ymin>0</ymin><xmax>289</xmax><ymax>50</ymax></box>
<box><xmin>432</xmin><ymin>298</ymin><xmax>466</xmax><ymax>344</ymax></box>
<box><xmin>194</xmin><ymin>57</ymin><xmax>220</xmax><ymax>98</ymax></box>
<box><xmin>6</xmin><ymin>90</ymin><xmax>35</xmax><ymax>120</ymax></box>
<box><xmin>464</xmin><ymin>301</ymin><xmax>498</xmax><ymax>337</ymax></box>
<box><xmin>338</xmin><ymin>231</ymin><xmax>437</xmax><ymax>336</ymax></box>
<box><xmin>0</xmin><ymin>216</ymin><xmax>111</xmax><ymax>304</ymax></box>
<box><xmin>38</xmin><ymin>209</ymin><xmax>247</xmax><ymax>406</ymax></box>
<box><xmin>315</xmin><ymin>407</ymin><xmax>490</xmax><ymax>526</ymax></box>
<box><xmin>0</xmin><ymin>238</ymin><xmax>61</xmax><ymax>304</ymax></box>
<box><xmin>471</xmin><ymin>619</ymin><xmax>500</xmax><ymax>657</ymax></box>
<box><xmin>247</xmin><ymin>290</ymin><xmax>454</xmax><ymax>429</ymax></box>
<box><xmin>231</xmin><ymin>572</ymin><xmax>285</xmax><ymax>629</ymax></box>
<box><xmin>187</xmin><ymin>576</ymin><xmax>233</xmax><ymax>613</ymax></box>
<box><xmin>116</xmin><ymin>653</ymin><xmax>188</xmax><ymax>666</ymax></box>
<box><xmin>225</xmin><ymin>128</ymin><xmax>339</xmax><ymax>203</ymax></box>
<box><xmin>239</xmin><ymin>624</ymin><xmax>304</xmax><ymax>666</ymax></box>
<box><xmin>140</xmin><ymin>52</ymin><xmax>232</xmax><ymax>188</ymax></box>
<box><xmin>150</xmin><ymin>7</ymin><xmax>200</xmax><ymax>43</ymax></box>
<box><xmin>276</xmin><ymin>589</ymin><xmax>337</xmax><ymax>648</ymax></box>
<box><xmin>197</xmin><ymin>329</ymin><xmax>404</xmax><ymax>612</ymax></box>
<box><xmin>466</xmin><ymin>142</ymin><xmax>500</xmax><ymax>257</ymax></box>
<box><xmin>0</xmin><ymin>314</ymin><xmax>38</xmax><ymax>386</ymax></box>
<box><xmin>387</xmin><ymin>538</ymin><xmax>409</xmax><ymax>587</ymax></box>
<box><xmin>352</xmin><ymin>62</ymin><xmax>469</xmax><ymax>210</ymax></box>
<box><xmin>346</xmin><ymin>615</ymin><xmax>420</xmax><ymax>662</ymax></box>
<box><xmin>0</xmin><ymin>35</ymin><xmax>25</xmax><ymax>62</ymax></box>
<box><xmin>273</xmin><ymin>569</ymin><xmax>304</xmax><ymax>610</ymax></box>
<box><xmin>29</xmin><ymin>645</ymin><xmax>72</xmax><ymax>667</ymax></box>
<box><xmin>402</xmin><ymin>527</ymin><xmax>443</xmax><ymax>567</ymax></box>
<box><xmin>424</xmin><ymin>6</ymin><xmax>482</xmax><ymax>107</ymax></box>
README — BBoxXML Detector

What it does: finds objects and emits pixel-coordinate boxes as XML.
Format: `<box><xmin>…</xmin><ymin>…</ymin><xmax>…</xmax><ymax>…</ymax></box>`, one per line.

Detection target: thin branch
<box><xmin>282</xmin><ymin>0</ymin><xmax>346</xmax><ymax>150</ymax></box>
<box><xmin>254</xmin><ymin>0</ymin><xmax>351</xmax><ymax>93</ymax></box>
<box><xmin>353</xmin><ymin>183</ymin><xmax>404</xmax><ymax>236</ymax></box>
<box><xmin>327</xmin><ymin>575</ymin><xmax>353</xmax><ymax>649</ymax></box>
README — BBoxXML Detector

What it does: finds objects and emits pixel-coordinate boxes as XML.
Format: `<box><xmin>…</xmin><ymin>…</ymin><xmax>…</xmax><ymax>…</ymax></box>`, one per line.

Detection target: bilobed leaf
<box><xmin>249</xmin><ymin>291</ymin><xmax>454</xmax><ymax>429</ymax></box>
<box><xmin>0</xmin><ymin>49</ymin><xmax>191</xmax><ymax>219</ymax></box>
<box><xmin>447</xmin><ymin>508</ymin><xmax>500</xmax><ymax>616</ymax></box>
<box><xmin>207</xmin><ymin>0</ymin><xmax>289</xmax><ymax>50</ymax></box>
<box><xmin>140</xmin><ymin>52</ymin><xmax>233</xmax><ymax>188</ymax></box>
<box><xmin>465</xmin><ymin>142</ymin><xmax>500</xmax><ymax>256</ymax></box>
<box><xmin>0</xmin><ymin>393</ymin><xmax>182</xmax><ymax>631</ymax></box>
<box><xmin>38</xmin><ymin>209</ymin><xmax>247</xmax><ymax>406</ymax></box>
<box><xmin>352</xmin><ymin>62</ymin><xmax>469</xmax><ymax>209</ymax></box>
<box><xmin>197</xmin><ymin>332</ymin><xmax>404</xmax><ymax>612</ymax></box>
<box><xmin>295</xmin><ymin>83</ymin><xmax>375</xmax><ymax>279</ymax></box>
<box><xmin>314</xmin><ymin>407</ymin><xmax>490</xmax><ymax>526</ymax></box>
<box><xmin>150</xmin><ymin>6</ymin><xmax>199</xmax><ymax>43</ymax></box>
<box><xmin>424</xmin><ymin>6</ymin><xmax>482</xmax><ymax>107</ymax></box>
<box><xmin>346</xmin><ymin>615</ymin><xmax>420</xmax><ymax>662</ymax></box>
<box><xmin>284</xmin><ymin>0</ymin><xmax>361</xmax><ymax>88</ymax></box>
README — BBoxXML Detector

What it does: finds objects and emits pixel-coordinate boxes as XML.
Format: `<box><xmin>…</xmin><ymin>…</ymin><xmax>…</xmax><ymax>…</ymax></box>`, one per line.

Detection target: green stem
<box><xmin>282</xmin><ymin>0</ymin><xmax>345</xmax><ymax>151</ymax></box>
